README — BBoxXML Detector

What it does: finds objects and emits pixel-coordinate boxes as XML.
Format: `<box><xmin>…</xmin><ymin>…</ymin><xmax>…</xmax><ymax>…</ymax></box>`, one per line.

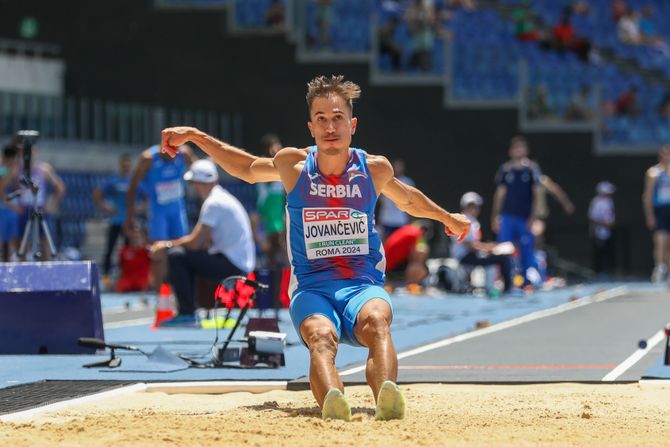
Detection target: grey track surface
<box><xmin>0</xmin><ymin>381</ymin><xmax>137</xmax><ymax>415</ymax></box>
<box><xmin>289</xmin><ymin>289</ymin><xmax>670</xmax><ymax>389</ymax></box>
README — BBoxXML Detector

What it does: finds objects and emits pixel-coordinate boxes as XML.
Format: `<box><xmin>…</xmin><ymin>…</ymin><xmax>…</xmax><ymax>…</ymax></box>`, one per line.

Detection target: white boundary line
<box><xmin>0</xmin><ymin>383</ymin><xmax>147</xmax><ymax>423</ymax></box>
<box><xmin>104</xmin><ymin>317</ymin><xmax>154</xmax><ymax>329</ymax></box>
<box><xmin>602</xmin><ymin>328</ymin><xmax>668</xmax><ymax>382</ymax></box>
<box><xmin>339</xmin><ymin>286</ymin><xmax>629</xmax><ymax>377</ymax></box>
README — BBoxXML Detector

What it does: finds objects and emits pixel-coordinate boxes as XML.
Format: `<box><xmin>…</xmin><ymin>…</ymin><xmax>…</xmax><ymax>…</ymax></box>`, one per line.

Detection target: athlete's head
<box><xmin>659</xmin><ymin>145</ymin><xmax>670</xmax><ymax>165</ymax></box>
<box><xmin>508</xmin><ymin>136</ymin><xmax>528</xmax><ymax>161</ymax></box>
<box><xmin>306</xmin><ymin>75</ymin><xmax>360</xmax><ymax>154</ymax></box>
<box><xmin>260</xmin><ymin>133</ymin><xmax>282</xmax><ymax>157</ymax></box>
<box><xmin>119</xmin><ymin>153</ymin><xmax>132</xmax><ymax>176</ymax></box>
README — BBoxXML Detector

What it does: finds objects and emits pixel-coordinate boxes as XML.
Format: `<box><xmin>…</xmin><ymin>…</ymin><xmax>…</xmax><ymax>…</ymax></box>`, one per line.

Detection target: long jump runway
<box><xmin>323</xmin><ymin>287</ymin><xmax>670</xmax><ymax>386</ymax></box>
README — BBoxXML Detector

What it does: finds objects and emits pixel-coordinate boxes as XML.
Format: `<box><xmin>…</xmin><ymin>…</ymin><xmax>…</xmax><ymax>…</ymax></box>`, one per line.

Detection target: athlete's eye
<box><xmin>317</xmin><ymin>116</ymin><xmax>326</xmax><ymax>122</ymax></box>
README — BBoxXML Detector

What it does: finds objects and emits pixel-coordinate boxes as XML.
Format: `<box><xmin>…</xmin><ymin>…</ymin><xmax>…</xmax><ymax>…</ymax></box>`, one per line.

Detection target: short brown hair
<box><xmin>306</xmin><ymin>75</ymin><xmax>361</xmax><ymax>114</ymax></box>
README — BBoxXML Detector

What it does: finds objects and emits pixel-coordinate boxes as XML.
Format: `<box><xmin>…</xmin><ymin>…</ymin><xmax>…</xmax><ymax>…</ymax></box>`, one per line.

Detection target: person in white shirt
<box><xmin>150</xmin><ymin>159</ymin><xmax>256</xmax><ymax>325</ymax></box>
<box><xmin>451</xmin><ymin>192</ymin><xmax>513</xmax><ymax>294</ymax></box>
<box><xmin>589</xmin><ymin>181</ymin><xmax>616</xmax><ymax>274</ymax></box>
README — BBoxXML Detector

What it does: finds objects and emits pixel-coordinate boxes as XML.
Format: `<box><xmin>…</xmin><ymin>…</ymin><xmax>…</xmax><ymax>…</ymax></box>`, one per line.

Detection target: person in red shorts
<box><xmin>384</xmin><ymin>221</ymin><xmax>430</xmax><ymax>285</ymax></box>
<box><xmin>116</xmin><ymin>225</ymin><xmax>151</xmax><ymax>293</ymax></box>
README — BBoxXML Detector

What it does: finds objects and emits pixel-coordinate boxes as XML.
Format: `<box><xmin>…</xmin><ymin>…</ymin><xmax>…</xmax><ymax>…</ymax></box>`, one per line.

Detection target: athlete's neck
<box><xmin>316</xmin><ymin>147</ymin><xmax>350</xmax><ymax>176</ymax></box>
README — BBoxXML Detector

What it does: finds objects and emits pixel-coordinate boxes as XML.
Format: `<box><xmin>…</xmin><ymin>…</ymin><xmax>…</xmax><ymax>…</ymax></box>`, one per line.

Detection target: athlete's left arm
<box><xmin>370</xmin><ymin>156</ymin><xmax>471</xmax><ymax>242</ymax></box>
<box><xmin>540</xmin><ymin>175</ymin><xmax>575</xmax><ymax>215</ymax></box>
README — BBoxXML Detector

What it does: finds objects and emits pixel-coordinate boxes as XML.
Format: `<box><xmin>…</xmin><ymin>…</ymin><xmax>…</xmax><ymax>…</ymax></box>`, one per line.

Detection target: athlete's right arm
<box><xmin>642</xmin><ymin>167</ymin><xmax>657</xmax><ymax>230</ymax></box>
<box><xmin>125</xmin><ymin>151</ymin><xmax>151</xmax><ymax>230</ymax></box>
<box><xmin>162</xmin><ymin>127</ymin><xmax>280</xmax><ymax>184</ymax></box>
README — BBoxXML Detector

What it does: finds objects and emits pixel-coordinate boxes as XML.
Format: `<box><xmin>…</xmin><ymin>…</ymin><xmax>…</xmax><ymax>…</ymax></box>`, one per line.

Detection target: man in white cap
<box><xmin>451</xmin><ymin>192</ymin><xmax>514</xmax><ymax>295</ymax></box>
<box><xmin>589</xmin><ymin>181</ymin><xmax>616</xmax><ymax>275</ymax></box>
<box><xmin>151</xmin><ymin>158</ymin><xmax>256</xmax><ymax>326</ymax></box>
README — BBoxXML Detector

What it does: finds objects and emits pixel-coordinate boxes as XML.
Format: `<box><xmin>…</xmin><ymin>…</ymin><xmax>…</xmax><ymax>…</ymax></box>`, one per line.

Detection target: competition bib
<box><xmin>155</xmin><ymin>180</ymin><xmax>184</xmax><ymax>205</ymax></box>
<box><xmin>303</xmin><ymin>207</ymin><xmax>369</xmax><ymax>260</ymax></box>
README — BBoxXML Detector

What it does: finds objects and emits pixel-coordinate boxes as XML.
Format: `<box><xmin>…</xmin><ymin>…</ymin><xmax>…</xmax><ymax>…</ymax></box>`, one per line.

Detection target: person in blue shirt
<box><xmin>642</xmin><ymin>145</ymin><xmax>670</xmax><ymax>283</ymax></box>
<box><xmin>125</xmin><ymin>144</ymin><xmax>195</xmax><ymax>289</ymax></box>
<box><xmin>491</xmin><ymin>136</ymin><xmax>542</xmax><ymax>288</ymax></box>
<box><xmin>93</xmin><ymin>153</ymin><xmax>146</xmax><ymax>286</ymax></box>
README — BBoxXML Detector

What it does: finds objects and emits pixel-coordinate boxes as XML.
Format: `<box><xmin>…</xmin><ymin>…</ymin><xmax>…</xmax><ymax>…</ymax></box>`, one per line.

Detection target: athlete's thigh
<box><xmin>338</xmin><ymin>285</ymin><xmax>392</xmax><ymax>347</ymax></box>
<box><xmin>290</xmin><ymin>289</ymin><xmax>342</xmax><ymax>346</ymax></box>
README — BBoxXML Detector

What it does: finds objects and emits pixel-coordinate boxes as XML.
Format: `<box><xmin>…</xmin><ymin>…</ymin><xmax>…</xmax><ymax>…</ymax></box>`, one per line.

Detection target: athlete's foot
<box><xmin>375</xmin><ymin>380</ymin><xmax>406</xmax><ymax>421</ymax></box>
<box><xmin>321</xmin><ymin>388</ymin><xmax>351</xmax><ymax>422</ymax></box>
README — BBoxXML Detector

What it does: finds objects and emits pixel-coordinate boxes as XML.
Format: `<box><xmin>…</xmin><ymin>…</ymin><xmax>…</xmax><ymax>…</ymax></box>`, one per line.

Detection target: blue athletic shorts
<box><xmin>148</xmin><ymin>205</ymin><xmax>188</xmax><ymax>241</ymax></box>
<box><xmin>289</xmin><ymin>280</ymin><xmax>392</xmax><ymax>347</ymax></box>
<box><xmin>654</xmin><ymin>205</ymin><xmax>670</xmax><ymax>232</ymax></box>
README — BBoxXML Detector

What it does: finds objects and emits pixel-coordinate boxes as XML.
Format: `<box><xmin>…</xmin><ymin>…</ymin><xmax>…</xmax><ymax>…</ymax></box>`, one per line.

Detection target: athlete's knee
<box><xmin>304</xmin><ymin>325</ymin><xmax>339</xmax><ymax>356</ymax></box>
<box><xmin>359</xmin><ymin>310</ymin><xmax>391</xmax><ymax>342</ymax></box>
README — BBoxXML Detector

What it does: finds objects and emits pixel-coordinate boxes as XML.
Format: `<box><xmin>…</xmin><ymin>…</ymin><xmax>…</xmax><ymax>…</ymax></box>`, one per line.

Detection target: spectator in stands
<box><xmin>384</xmin><ymin>220</ymin><xmax>431</xmax><ymax>287</ymax></box>
<box><xmin>0</xmin><ymin>145</ymin><xmax>20</xmax><ymax>261</ymax></box>
<box><xmin>378</xmin><ymin>159</ymin><xmax>414</xmax><ymax>240</ymax></box>
<box><xmin>614</xmin><ymin>85</ymin><xmax>639</xmax><ymax>117</ymax></box>
<box><xmin>152</xmin><ymin>159</ymin><xmax>255</xmax><ymax>326</ymax></box>
<box><xmin>405</xmin><ymin>0</ymin><xmax>437</xmax><ymax>72</ymax></box>
<box><xmin>642</xmin><ymin>145</ymin><xmax>670</xmax><ymax>284</ymax></box>
<box><xmin>313</xmin><ymin>0</ymin><xmax>333</xmax><ymax>50</ymax></box>
<box><xmin>513</xmin><ymin>0</ymin><xmax>541</xmax><ymax>42</ymax></box>
<box><xmin>93</xmin><ymin>153</ymin><xmax>145</xmax><ymax>289</ymax></box>
<box><xmin>612</xmin><ymin>0</ymin><xmax>627</xmax><ymax>23</ymax></box>
<box><xmin>125</xmin><ymin>144</ymin><xmax>194</xmax><ymax>290</ymax></box>
<box><xmin>115</xmin><ymin>223</ymin><xmax>151</xmax><ymax>293</ymax></box>
<box><xmin>551</xmin><ymin>10</ymin><xmax>591</xmax><ymax>62</ymax></box>
<box><xmin>451</xmin><ymin>192</ymin><xmax>513</xmax><ymax>295</ymax></box>
<box><xmin>6</xmin><ymin>145</ymin><xmax>65</xmax><ymax>261</ymax></box>
<box><xmin>378</xmin><ymin>15</ymin><xmax>403</xmax><ymax>72</ymax></box>
<box><xmin>565</xmin><ymin>84</ymin><xmax>593</xmax><ymax>121</ymax></box>
<box><xmin>589</xmin><ymin>181</ymin><xmax>616</xmax><ymax>276</ymax></box>
<box><xmin>617</xmin><ymin>8</ymin><xmax>666</xmax><ymax>51</ymax></box>
<box><xmin>265</xmin><ymin>0</ymin><xmax>285</xmax><ymax>28</ymax></box>
<box><xmin>491</xmin><ymin>136</ymin><xmax>543</xmax><ymax>288</ymax></box>
<box><xmin>658</xmin><ymin>91</ymin><xmax>670</xmax><ymax>118</ymax></box>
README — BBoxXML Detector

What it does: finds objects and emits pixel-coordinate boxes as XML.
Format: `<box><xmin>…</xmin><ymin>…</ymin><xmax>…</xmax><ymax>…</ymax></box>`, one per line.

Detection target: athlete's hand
<box><xmin>161</xmin><ymin>127</ymin><xmax>197</xmax><ymax>158</ymax></box>
<box><xmin>444</xmin><ymin>213</ymin><xmax>471</xmax><ymax>243</ymax></box>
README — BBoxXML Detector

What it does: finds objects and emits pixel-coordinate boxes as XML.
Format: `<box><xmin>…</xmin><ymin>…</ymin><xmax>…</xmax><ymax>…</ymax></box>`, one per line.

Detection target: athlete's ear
<box><xmin>351</xmin><ymin>117</ymin><xmax>358</xmax><ymax>135</ymax></box>
<box><xmin>307</xmin><ymin>121</ymin><xmax>314</xmax><ymax>138</ymax></box>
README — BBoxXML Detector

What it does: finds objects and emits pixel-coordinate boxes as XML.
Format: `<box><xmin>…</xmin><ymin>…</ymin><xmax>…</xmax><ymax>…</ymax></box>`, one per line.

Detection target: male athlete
<box><xmin>643</xmin><ymin>145</ymin><xmax>670</xmax><ymax>283</ymax></box>
<box><xmin>160</xmin><ymin>75</ymin><xmax>470</xmax><ymax>421</ymax></box>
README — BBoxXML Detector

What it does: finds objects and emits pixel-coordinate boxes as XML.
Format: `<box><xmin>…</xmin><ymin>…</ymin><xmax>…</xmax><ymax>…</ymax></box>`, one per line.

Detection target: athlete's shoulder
<box><xmin>274</xmin><ymin>147</ymin><xmax>309</xmax><ymax>165</ymax></box>
<box><xmin>365</xmin><ymin>154</ymin><xmax>393</xmax><ymax>182</ymax></box>
<box><xmin>647</xmin><ymin>165</ymin><xmax>661</xmax><ymax>178</ymax></box>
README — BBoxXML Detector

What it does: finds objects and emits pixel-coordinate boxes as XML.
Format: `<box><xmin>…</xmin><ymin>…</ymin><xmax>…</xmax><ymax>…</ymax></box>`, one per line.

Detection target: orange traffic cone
<box><xmin>152</xmin><ymin>283</ymin><xmax>175</xmax><ymax>329</ymax></box>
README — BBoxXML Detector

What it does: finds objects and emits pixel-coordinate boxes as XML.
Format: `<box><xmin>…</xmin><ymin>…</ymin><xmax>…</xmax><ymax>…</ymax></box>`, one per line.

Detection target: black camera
<box><xmin>15</xmin><ymin>130</ymin><xmax>40</xmax><ymax>176</ymax></box>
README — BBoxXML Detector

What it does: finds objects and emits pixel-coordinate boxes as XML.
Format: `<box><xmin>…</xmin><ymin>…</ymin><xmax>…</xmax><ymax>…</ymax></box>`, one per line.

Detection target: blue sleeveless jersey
<box><xmin>652</xmin><ymin>165</ymin><xmax>670</xmax><ymax>207</ymax></box>
<box><xmin>145</xmin><ymin>145</ymin><xmax>187</xmax><ymax>213</ymax></box>
<box><xmin>286</xmin><ymin>147</ymin><xmax>386</xmax><ymax>296</ymax></box>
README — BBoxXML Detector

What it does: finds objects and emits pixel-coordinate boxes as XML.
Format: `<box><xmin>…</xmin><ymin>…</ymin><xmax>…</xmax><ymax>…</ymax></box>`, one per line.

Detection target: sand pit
<box><xmin>1</xmin><ymin>383</ymin><xmax>669</xmax><ymax>446</ymax></box>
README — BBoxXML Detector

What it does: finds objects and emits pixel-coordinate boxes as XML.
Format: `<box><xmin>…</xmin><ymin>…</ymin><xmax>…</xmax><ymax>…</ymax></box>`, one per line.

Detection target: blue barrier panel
<box><xmin>0</xmin><ymin>261</ymin><xmax>104</xmax><ymax>354</ymax></box>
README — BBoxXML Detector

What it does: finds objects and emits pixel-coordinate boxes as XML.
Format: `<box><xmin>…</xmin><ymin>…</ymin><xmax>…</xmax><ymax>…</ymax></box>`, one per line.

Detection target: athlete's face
<box><xmin>120</xmin><ymin>157</ymin><xmax>132</xmax><ymax>176</ymax></box>
<box><xmin>509</xmin><ymin>142</ymin><xmax>528</xmax><ymax>160</ymax></box>
<box><xmin>307</xmin><ymin>95</ymin><xmax>357</xmax><ymax>155</ymax></box>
